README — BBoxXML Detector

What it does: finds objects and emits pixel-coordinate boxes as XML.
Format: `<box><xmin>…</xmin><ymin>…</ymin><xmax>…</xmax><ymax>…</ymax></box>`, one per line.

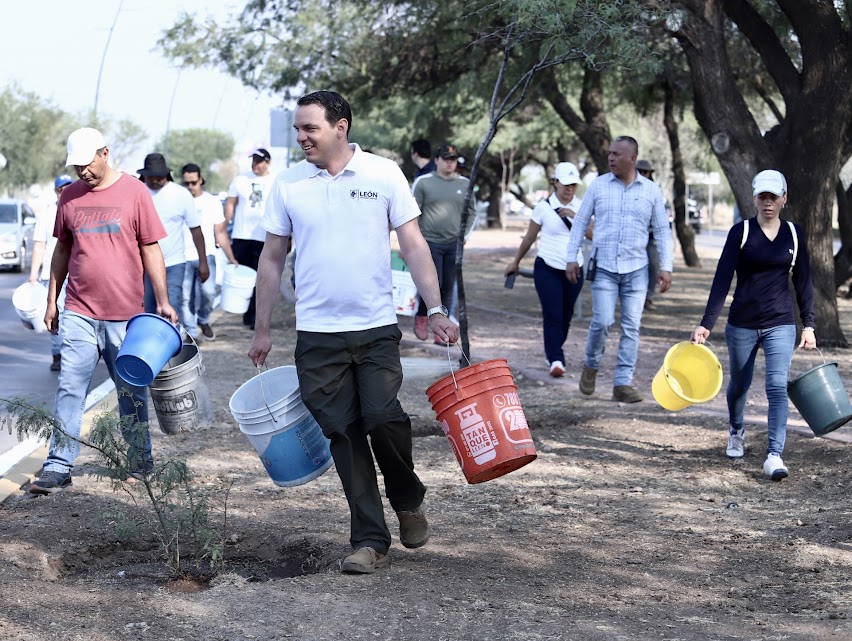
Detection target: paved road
<box><xmin>0</xmin><ymin>270</ymin><xmax>108</xmax><ymax>459</ymax></box>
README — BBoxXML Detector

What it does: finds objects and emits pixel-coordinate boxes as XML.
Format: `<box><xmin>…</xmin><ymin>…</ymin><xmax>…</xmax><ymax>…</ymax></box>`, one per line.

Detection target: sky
<box><xmin>1</xmin><ymin>0</ymin><xmax>287</xmax><ymax>175</ymax></box>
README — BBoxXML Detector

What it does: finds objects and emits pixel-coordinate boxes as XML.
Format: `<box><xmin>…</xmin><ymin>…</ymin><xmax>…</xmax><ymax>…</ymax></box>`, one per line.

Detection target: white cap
<box><xmin>552</xmin><ymin>162</ymin><xmax>582</xmax><ymax>186</ymax></box>
<box><xmin>752</xmin><ymin>169</ymin><xmax>787</xmax><ymax>196</ymax></box>
<box><xmin>65</xmin><ymin>127</ymin><xmax>107</xmax><ymax>167</ymax></box>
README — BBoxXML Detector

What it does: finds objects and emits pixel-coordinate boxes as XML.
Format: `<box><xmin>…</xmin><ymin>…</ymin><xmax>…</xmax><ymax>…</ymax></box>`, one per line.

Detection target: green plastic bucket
<box><xmin>788</xmin><ymin>358</ymin><xmax>852</xmax><ymax>437</ymax></box>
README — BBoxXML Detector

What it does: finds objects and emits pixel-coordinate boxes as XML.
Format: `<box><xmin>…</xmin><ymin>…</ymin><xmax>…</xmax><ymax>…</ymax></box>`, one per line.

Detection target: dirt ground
<box><xmin>2</xmin><ymin>229</ymin><xmax>852</xmax><ymax>641</ymax></box>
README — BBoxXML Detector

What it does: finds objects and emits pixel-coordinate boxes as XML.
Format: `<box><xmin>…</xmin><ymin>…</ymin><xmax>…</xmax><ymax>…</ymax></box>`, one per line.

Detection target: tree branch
<box><xmin>722</xmin><ymin>0</ymin><xmax>800</xmax><ymax>104</ymax></box>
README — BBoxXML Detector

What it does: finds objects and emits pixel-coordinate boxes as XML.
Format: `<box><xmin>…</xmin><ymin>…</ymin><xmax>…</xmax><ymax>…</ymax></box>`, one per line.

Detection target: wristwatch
<box><xmin>426</xmin><ymin>305</ymin><xmax>449</xmax><ymax>318</ymax></box>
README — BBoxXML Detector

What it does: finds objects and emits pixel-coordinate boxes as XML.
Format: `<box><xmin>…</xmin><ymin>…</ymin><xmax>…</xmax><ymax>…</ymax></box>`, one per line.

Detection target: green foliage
<box><xmin>0</xmin><ymin>85</ymin><xmax>76</xmax><ymax>194</ymax></box>
<box><xmin>1</xmin><ymin>395</ymin><xmax>229</xmax><ymax>579</ymax></box>
<box><xmin>155</xmin><ymin>128</ymin><xmax>235</xmax><ymax>193</ymax></box>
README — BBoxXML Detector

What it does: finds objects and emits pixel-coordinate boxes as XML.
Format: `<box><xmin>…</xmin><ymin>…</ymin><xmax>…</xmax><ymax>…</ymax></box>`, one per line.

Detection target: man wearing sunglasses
<box><xmin>180</xmin><ymin>163</ymin><xmax>238</xmax><ymax>340</ymax></box>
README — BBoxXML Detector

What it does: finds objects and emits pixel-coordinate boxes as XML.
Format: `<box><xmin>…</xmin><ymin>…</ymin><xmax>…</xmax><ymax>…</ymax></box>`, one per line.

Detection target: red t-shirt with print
<box><xmin>55</xmin><ymin>173</ymin><xmax>167</xmax><ymax>320</ymax></box>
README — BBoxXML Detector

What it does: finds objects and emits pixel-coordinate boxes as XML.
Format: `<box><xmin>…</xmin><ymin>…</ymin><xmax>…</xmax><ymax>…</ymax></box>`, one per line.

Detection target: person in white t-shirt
<box><xmin>505</xmin><ymin>162</ymin><xmax>592</xmax><ymax>378</ymax></box>
<box><xmin>180</xmin><ymin>163</ymin><xmax>238</xmax><ymax>340</ymax></box>
<box><xmin>224</xmin><ymin>147</ymin><xmax>275</xmax><ymax>329</ymax></box>
<box><xmin>29</xmin><ymin>174</ymin><xmax>75</xmax><ymax>371</ymax></box>
<box><xmin>249</xmin><ymin>91</ymin><xmax>458</xmax><ymax>575</ymax></box>
<box><xmin>138</xmin><ymin>153</ymin><xmax>208</xmax><ymax>318</ymax></box>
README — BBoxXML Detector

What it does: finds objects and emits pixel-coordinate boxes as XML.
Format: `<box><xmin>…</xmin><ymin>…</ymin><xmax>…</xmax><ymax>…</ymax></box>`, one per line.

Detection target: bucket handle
<box><xmin>668</xmin><ymin>340</ymin><xmax>720</xmax><ymax>376</ymax></box>
<box><xmin>788</xmin><ymin>347</ymin><xmax>826</xmax><ymax>383</ymax></box>
<box><xmin>255</xmin><ymin>363</ymin><xmax>278</xmax><ymax>423</ymax></box>
<box><xmin>445</xmin><ymin>342</ymin><xmax>472</xmax><ymax>392</ymax></box>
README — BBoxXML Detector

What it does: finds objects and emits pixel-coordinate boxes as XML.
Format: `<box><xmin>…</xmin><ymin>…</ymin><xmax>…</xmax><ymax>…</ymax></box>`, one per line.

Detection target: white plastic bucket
<box><xmin>229</xmin><ymin>367</ymin><xmax>333</xmax><ymax>487</ymax></box>
<box><xmin>149</xmin><ymin>342</ymin><xmax>214</xmax><ymax>435</ymax></box>
<box><xmin>221</xmin><ymin>264</ymin><xmax>257</xmax><ymax>314</ymax></box>
<box><xmin>392</xmin><ymin>270</ymin><xmax>418</xmax><ymax>316</ymax></box>
<box><xmin>12</xmin><ymin>282</ymin><xmax>48</xmax><ymax>333</ymax></box>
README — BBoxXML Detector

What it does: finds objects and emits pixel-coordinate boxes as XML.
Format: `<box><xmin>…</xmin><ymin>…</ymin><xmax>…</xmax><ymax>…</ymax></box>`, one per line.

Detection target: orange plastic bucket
<box><xmin>426</xmin><ymin>358</ymin><xmax>536</xmax><ymax>484</ymax></box>
<box><xmin>428</xmin><ymin>375</ymin><xmax>517</xmax><ymax>415</ymax></box>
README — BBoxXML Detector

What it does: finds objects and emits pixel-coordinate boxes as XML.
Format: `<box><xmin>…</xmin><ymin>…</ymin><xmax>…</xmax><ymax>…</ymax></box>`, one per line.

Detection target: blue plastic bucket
<box><xmin>115</xmin><ymin>314</ymin><xmax>182</xmax><ymax>386</ymax></box>
<box><xmin>229</xmin><ymin>367</ymin><xmax>333</xmax><ymax>487</ymax></box>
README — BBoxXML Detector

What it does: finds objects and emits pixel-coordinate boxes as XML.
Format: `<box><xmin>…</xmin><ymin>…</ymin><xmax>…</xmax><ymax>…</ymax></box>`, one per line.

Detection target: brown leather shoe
<box><xmin>579</xmin><ymin>365</ymin><xmax>597</xmax><ymax>395</ymax></box>
<box><xmin>341</xmin><ymin>547</ymin><xmax>390</xmax><ymax>574</ymax></box>
<box><xmin>612</xmin><ymin>385</ymin><xmax>643</xmax><ymax>403</ymax></box>
<box><xmin>397</xmin><ymin>506</ymin><xmax>431</xmax><ymax>548</ymax></box>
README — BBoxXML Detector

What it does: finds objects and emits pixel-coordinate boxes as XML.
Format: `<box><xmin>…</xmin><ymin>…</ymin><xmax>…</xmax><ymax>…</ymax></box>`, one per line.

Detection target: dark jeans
<box><xmin>534</xmin><ymin>257</ymin><xmax>584</xmax><ymax>365</ymax></box>
<box><xmin>231</xmin><ymin>238</ymin><xmax>264</xmax><ymax>324</ymax></box>
<box><xmin>294</xmin><ymin>324</ymin><xmax>426</xmax><ymax>553</ymax></box>
<box><xmin>417</xmin><ymin>240</ymin><xmax>457</xmax><ymax>316</ymax></box>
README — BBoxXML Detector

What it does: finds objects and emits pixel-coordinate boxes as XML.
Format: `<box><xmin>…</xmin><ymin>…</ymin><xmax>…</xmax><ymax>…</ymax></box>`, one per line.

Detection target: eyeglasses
<box><xmin>182</xmin><ymin>180</ymin><xmax>199</xmax><ymax>186</ymax></box>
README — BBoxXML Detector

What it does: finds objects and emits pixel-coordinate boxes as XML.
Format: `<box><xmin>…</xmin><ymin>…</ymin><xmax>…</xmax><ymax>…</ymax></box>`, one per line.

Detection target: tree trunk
<box><xmin>834</xmin><ymin>180</ymin><xmax>852</xmax><ymax>293</ymax></box>
<box><xmin>674</xmin><ymin>0</ymin><xmax>852</xmax><ymax>346</ymax></box>
<box><xmin>537</xmin><ymin>66</ymin><xmax>611</xmax><ymax>172</ymax></box>
<box><xmin>662</xmin><ymin>76</ymin><xmax>700</xmax><ymax>268</ymax></box>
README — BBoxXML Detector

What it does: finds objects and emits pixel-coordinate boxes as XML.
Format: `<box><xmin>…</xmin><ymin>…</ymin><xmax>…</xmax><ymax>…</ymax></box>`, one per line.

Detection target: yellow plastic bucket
<box><xmin>652</xmin><ymin>342</ymin><xmax>723</xmax><ymax>411</ymax></box>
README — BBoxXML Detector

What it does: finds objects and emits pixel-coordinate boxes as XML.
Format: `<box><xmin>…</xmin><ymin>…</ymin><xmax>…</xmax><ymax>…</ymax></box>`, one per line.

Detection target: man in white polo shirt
<box><xmin>249</xmin><ymin>90</ymin><xmax>458</xmax><ymax>575</ymax></box>
<box><xmin>138</xmin><ymin>153</ymin><xmax>208</xmax><ymax>319</ymax></box>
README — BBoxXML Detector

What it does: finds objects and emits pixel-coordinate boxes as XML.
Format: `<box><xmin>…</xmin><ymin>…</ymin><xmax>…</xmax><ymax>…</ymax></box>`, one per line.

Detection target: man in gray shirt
<box><xmin>410</xmin><ymin>143</ymin><xmax>475</xmax><ymax>344</ymax></box>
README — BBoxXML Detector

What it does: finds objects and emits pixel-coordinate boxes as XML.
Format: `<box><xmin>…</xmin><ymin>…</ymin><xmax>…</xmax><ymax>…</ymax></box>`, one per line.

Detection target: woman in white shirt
<box><xmin>505</xmin><ymin>162</ymin><xmax>592</xmax><ymax>377</ymax></box>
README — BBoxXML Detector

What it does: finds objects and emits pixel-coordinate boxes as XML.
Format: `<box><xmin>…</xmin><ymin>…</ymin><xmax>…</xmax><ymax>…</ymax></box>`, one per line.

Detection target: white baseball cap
<box><xmin>552</xmin><ymin>162</ymin><xmax>582</xmax><ymax>186</ymax></box>
<box><xmin>66</xmin><ymin>127</ymin><xmax>107</xmax><ymax>167</ymax></box>
<box><xmin>752</xmin><ymin>169</ymin><xmax>787</xmax><ymax>196</ymax></box>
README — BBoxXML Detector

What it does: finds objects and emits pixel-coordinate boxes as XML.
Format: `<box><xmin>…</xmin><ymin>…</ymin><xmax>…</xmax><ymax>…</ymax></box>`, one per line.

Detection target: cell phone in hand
<box><xmin>505</xmin><ymin>273</ymin><xmax>517</xmax><ymax>289</ymax></box>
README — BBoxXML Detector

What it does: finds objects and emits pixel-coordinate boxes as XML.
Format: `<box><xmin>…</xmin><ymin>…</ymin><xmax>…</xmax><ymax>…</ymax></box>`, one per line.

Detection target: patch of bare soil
<box><xmin>2</xmin><ymin>230</ymin><xmax>852</xmax><ymax>641</ymax></box>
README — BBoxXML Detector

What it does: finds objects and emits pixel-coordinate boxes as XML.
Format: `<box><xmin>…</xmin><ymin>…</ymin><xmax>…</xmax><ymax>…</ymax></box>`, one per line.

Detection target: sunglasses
<box><xmin>182</xmin><ymin>180</ymin><xmax>199</xmax><ymax>186</ymax></box>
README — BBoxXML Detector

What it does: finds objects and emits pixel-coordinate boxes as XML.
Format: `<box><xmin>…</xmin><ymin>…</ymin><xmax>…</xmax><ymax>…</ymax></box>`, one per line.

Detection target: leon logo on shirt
<box><xmin>350</xmin><ymin>189</ymin><xmax>379</xmax><ymax>201</ymax></box>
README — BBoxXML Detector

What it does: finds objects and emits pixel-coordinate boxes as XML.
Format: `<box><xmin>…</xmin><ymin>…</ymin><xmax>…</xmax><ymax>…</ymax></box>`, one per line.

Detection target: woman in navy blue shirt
<box><xmin>691</xmin><ymin>170</ymin><xmax>816</xmax><ymax>481</ymax></box>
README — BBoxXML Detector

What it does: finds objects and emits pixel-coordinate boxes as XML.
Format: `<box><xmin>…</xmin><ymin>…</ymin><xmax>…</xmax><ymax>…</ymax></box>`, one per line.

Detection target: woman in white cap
<box><xmin>691</xmin><ymin>169</ymin><xmax>816</xmax><ymax>481</ymax></box>
<box><xmin>505</xmin><ymin>162</ymin><xmax>593</xmax><ymax>377</ymax></box>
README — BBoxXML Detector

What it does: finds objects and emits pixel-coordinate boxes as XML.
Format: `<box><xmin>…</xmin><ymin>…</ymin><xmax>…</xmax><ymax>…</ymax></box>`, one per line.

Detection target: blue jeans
<box><xmin>584</xmin><ymin>267</ymin><xmax>648</xmax><ymax>386</ymax></box>
<box><xmin>725</xmin><ymin>323</ymin><xmax>796</xmax><ymax>455</ymax></box>
<box><xmin>534</xmin><ymin>257</ymin><xmax>584</xmax><ymax>364</ymax></box>
<box><xmin>181</xmin><ymin>255</ymin><xmax>217</xmax><ymax>337</ymax></box>
<box><xmin>41</xmin><ymin>279</ymin><xmax>66</xmax><ymax>356</ymax></box>
<box><xmin>144</xmin><ymin>263</ymin><xmax>186</xmax><ymax>318</ymax></box>
<box><xmin>45</xmin><ymin>310</ymin><xmax>152</xmax><ymax>473</ymax></box>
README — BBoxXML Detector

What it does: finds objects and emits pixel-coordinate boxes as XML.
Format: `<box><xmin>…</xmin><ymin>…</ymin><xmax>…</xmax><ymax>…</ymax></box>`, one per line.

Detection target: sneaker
<box><xmin>726</xmin><ymin>428</ymin><xmax>745</xmax><ymax>458</ymax></box>
<box><xmin>414</xmin><ymin>315</ymin><xmax>429</xmax><ymax>341</ymax></box>
<box><xmin>612</xmin><ymin>385</ymin><xmax>644</xmax><ymax>403</ymax></box>
<box><xmin>763</xmin><ymin>453</ymin><xmax>789</xmax><ymax>481</ymax></box>
<box><xmin>199</xmin><ymin>323</ymin><xmax>215</xmax><ymax>340</ymax></box>
<box><xmin>341</xmin><ymin>547</ymin><xmax>390</xmax><ymax>574</ymax></box>
<box><xmin>579</xmin><ymin>365</ymin><xmax>597</xmax><ymax>395</ymax></box>
<box><xmin>29</xmin><ymin>470</ymin><xmax>72</xmax><ymax>495</ymax></box>
<box><xmin>397</xmin><ymin>506</ymin><xmax>431</xmax><ymax>549</ymax></box>
<box><xmin>549</xmin><ymin>361</ymin><xmax>565</xmax><ymax>378</ymax></box>
<box><xmin>50</xmin><ymin>354</ymin><xmax>61</xmax><ymax>372</ymax></box>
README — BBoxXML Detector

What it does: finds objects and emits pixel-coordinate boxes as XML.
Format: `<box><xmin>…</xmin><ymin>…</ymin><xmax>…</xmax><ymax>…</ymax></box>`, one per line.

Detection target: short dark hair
<box><xmin>614</xmin><ymin>135</ymin><xmax>639</xmax><ymax>156</ymax></box>
<box><xmin>411</xmin><ymin>139</ymin><xmax>431</xmax><ymax>158</ymax></box>
<box><xmin>297</xmin><ymin>90</ymin><xmax>353</xmax><ymax>136</ymax></box>
<box><xmin>181</xmin><ymin>163</ymin><xmax>202</xmax><ymax>176</ymax></box>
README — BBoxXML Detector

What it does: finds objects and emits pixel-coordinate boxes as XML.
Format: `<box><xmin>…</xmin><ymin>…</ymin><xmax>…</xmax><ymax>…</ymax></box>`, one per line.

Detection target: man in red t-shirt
<box><xmin>29</xmin><ymin>127</ymin><xmax>179</xmax><ymax>495</ymax></box>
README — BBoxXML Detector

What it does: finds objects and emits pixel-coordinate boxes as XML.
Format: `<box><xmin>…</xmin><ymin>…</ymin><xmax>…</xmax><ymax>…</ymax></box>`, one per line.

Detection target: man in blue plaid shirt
<box><xmin>566</xmin><ymin>136</ymin><xmax>672</xmax><ymax>403</ymax></box>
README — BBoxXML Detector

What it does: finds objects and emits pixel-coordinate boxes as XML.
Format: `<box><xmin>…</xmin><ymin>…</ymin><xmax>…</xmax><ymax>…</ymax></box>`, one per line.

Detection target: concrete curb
<box><xmin>0</xmin><ymin>378</ymin><xmax>117</xmax><ymax>503</ymax></box>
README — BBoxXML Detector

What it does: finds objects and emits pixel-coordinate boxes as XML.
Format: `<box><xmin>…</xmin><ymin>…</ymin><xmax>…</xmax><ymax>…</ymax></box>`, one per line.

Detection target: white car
<box><xmin>0</xmin><ymin>199</ymin><xmax>36</xmax><ymax>272</ymax></box>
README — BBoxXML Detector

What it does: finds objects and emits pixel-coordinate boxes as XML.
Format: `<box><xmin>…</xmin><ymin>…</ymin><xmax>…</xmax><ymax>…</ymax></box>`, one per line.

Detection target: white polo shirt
<box><xmin>262</xmin><ymin>144</ymin><xmax>421</xmax><ymax>332</ymax></box>
<box><xmin>531</xmin><ymin>193</ymin><xmax>584</xmax><ymax>270</ymax></box>
<box><xmin>148</xmin><ymin>181</ymin><xmax>201</xmax><ymax>267</ymax></box>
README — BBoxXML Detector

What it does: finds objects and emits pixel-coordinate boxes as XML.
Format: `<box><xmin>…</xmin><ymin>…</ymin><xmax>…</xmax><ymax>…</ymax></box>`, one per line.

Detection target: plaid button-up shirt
<box><xmin>566</xmin><ymin>172</ymin><xmax>673</xmax><ymax>274</ymax></box>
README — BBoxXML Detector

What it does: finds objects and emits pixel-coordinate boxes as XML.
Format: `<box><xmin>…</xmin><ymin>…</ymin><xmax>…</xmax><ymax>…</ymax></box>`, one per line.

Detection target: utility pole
<box><xmin>93</xmin><ymin>0</ymin><xmax>125</xmax><ymax>120</ymax></box>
